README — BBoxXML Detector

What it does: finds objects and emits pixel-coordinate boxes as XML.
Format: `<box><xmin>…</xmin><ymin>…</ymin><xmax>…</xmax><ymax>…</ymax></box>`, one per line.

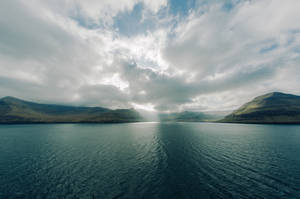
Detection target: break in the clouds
<box><xmin>0</xmin><ymin>0</ymin><xmax>300</xmax><ymax>112</ymax></box>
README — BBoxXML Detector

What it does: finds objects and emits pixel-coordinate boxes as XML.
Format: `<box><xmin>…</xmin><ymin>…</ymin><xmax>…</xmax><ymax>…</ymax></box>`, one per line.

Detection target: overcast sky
<box><xmin>1</xmin><ymin>0</ymin><xmax>300</xmax><ymax>112</ymax></box>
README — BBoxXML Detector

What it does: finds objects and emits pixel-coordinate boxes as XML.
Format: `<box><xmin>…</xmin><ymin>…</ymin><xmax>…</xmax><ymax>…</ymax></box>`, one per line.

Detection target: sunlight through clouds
<box><xmin>0</xmin><ymin>0</ymin><xmax>300</xmax><ymax>111</ymax></box>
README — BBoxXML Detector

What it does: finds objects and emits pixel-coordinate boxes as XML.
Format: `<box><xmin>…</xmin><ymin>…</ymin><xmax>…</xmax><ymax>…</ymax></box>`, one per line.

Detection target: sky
<box><xmin>0</xmin><ymin>0</ymin><xmax>300</xmax><ymax>112</ymax></box>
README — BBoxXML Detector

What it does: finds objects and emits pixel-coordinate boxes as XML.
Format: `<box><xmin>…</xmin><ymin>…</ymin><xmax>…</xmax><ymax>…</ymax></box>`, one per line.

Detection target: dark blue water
<box><xmin>0</xmin><ymin>123</ymin><xmax>300</xmax><ymax>199</ymax></box>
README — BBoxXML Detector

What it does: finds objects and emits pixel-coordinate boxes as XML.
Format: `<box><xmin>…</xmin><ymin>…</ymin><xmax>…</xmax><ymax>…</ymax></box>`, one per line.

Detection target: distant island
<box><xmin>221</xmin><ymin>92</ymin><xmax>300</xmax><ymax>124</ymax></box>
<box><xmin>0</xmin><ymin>97</ymin><xmax>142</xmax><ymax>124</ymax></box>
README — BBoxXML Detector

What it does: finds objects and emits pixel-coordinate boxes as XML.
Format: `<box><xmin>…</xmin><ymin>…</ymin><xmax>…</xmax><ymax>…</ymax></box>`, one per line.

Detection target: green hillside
<box><xmin>221</xmin><ymin>92</ymin><xmax>300</xmax><ymax>124</ymax></box>
<box><xmin>0</xmin><ymin>97</ymin><xmax>143</xmax><ymax>124</ymax></box>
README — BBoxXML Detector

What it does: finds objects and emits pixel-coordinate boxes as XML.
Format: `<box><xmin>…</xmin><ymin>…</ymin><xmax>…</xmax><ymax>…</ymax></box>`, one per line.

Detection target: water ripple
<box><xmin>0</xmin><ymin>123</ymin><xmax>300</xmax><ymax>198</ymax></box>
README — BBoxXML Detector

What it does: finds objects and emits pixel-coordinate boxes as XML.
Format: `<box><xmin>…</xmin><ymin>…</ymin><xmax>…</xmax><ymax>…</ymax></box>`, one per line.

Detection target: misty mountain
<box><xmin>0</xmin><ymin>97</ymin><xmax>143</xmax><ymax>124</ymax></box>
<box><xmin>221</xmin><ymin>92</ymin><xmax>300</xmax><ymax>124</ymax></box>
<box><xmin>159</xmin><ymin>111</ymin><xmax>226</xmax><ymax>122</ymax></box>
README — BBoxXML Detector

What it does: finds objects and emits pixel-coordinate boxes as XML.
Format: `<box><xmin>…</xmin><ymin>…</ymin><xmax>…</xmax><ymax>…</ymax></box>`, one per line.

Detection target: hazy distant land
<box><xmin>1</xmin><ymin>92</ymin><xmax>300</xmax><ymax>124</ymax></box>
<box><xmin>159</xmin><ymin>111</ymin><xmax>228</xmax><ymax>122</ymax></box>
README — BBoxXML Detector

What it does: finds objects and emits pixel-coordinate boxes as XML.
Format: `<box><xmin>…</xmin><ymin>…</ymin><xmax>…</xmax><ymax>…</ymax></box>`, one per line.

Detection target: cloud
<box><xmin>163</xmin><ymin>0</ymin><xmax>300</xmax><ymax>77</ymax></box>
<box><xmin>161</xmin><ymin>0</ymin><xmax>300</xmax><ymax>109</ymax></box>
<box><xmin>0</xmin><ymin>0</ymin><xmax>300</xmax><ymax>112</ymax></box>
<box><xmin>40</xmin><ymin>0</ymin><xmax>167</xmax><ymax>28</ymax></box>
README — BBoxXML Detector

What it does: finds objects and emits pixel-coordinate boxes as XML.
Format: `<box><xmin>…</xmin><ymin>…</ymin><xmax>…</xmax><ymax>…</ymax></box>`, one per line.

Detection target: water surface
<box><xmin>0</xmin><ymin>123</ymin><xmax>300</xmax><ymax>198</ymax></box>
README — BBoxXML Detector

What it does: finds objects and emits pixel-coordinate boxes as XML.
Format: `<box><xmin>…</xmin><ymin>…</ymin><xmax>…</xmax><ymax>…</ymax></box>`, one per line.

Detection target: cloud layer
<box><xmin>1</xmin><ymin>0</ymin><xmax>300</xmax><ymax>112</ymax></box>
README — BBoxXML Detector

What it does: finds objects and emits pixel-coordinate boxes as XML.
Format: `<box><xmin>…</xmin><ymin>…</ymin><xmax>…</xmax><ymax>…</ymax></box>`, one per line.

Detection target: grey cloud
<box><xmin>76</xmin><ymin>84</ymin><xmax>130</xmax><ymax>109</ymax></box>
<box><xmin>1</xmin><ymin>0</ymin><xmax>300</xmax><ymax>112</ymax></box>
<box><xmin>0</xmin><ymin>75</ymin><xmax>130</xmax><ymax>109</ymax></box>
<box><xmin>115</xmin><ymin>58</ymin><xmax>277</xmax><ymax>111</ymax></box>
<box><xmin>0</xmin><ymin>0</ymin><xmax>103</xmax><ymax>103</ymax></box>
<box><xmin>163</xmin><ymin>0</ymin><xmax>300</xmax><ymax>79</ymax></box>
<box><xmin>0</xmin><ymin>1</ymin><xmax>76</xmax><ymax>60</ymax></box>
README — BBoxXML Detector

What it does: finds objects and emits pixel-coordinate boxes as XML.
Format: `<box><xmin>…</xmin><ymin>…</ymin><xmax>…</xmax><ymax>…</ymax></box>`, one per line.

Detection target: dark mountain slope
<box><xmin>221</xmin><ymin>92</ymin><xmax>300</xmax><ymax>124</ymax></box>
<box><xmin>0</xmin><ymin>97</ymin><xmax>142</xmax><ymax>124</ymax></box>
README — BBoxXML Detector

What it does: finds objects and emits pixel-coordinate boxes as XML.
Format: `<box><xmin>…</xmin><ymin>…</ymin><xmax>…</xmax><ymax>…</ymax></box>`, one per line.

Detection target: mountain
<box><xmin>0</xmin><ymin>96</ymin><xmax>143</xmax><ymax>124</ymax></box>
<box><xmin>221</xmin><ymin>92</ymin><xmax>300</xmax><ymax>124</ymax></box>
<box><xmin>159</xmin><ymin>111</ymin><xmax>225</xmax><ymax>122</ymax></box>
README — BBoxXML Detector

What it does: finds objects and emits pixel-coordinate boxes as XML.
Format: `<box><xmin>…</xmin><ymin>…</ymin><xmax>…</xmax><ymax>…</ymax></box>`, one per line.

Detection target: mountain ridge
<box><xmin>221</xmin><ymin>92</ymin><xmax>300</xmax><ymax>124</ymax></box>
<box><xmin>2</xmin><ymin>92</ymin><xmax>300</xmax><ymax>124</ymax></box>
<box><xmin>0</xmin><ymin>96</ymin><xmax>143</xmax><ymax>124</ymax></box>
<box><xmin>159</xmin><ymin>111</ymin><xmax>226</xmax><ymax>122</ymax></box>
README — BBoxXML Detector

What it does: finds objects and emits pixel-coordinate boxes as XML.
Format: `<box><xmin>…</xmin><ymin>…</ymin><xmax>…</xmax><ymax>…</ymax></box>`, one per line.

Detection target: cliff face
<box><xmin>0</xmin><ymin>97</ymin><xmax>142</xmax><ymax>124</ymax></box>
<box><xmin>221</xmin><ymin>92</ymin><xmax>300</xmax><ymax>124</ymax></box>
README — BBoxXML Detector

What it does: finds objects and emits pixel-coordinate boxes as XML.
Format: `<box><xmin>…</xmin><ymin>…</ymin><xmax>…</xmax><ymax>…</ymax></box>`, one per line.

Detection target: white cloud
<box><xmin>161</xmin><ymin>0</ymin><xmax>300</xmax><ymax>110</ymax></box>
<box><xmin>38</xmin><ymin>0</ymin><xmax>167</xmax><ymax>27</ymax></box>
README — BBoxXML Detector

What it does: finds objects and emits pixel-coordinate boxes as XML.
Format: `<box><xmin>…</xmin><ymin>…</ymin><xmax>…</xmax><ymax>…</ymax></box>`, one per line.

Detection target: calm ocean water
<box><xmin>0</xmin><ymin>122</ymin><xmax>300</xmax><ymax>199</ymax></box>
